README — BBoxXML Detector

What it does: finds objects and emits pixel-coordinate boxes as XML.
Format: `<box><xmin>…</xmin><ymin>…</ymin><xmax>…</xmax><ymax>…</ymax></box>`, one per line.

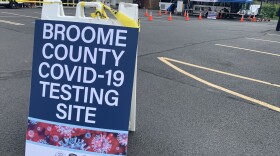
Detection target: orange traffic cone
<box><xmin>144</xmin><ymin>9</ymin><xmax>148</xmax><ymax>17</ymax></box>
<box><xmin>252</xmin><ymin>15</ymin><xmax>256</xmax><ymax>22</ymax></box>
<box><xmin>148</xmin><ymin>12</ymin><xmax>153</xmax><ymax>21</ymax></box>
<box><xmin>184</xmin><ymin>10</ymin><xmax>187</xmax><ymax>17</ymax></box>
<box><xmin>164</xmin><ymin>10</ymin><xmax>168</xmax><ymax>15</ymax></box>
<box><xmin>158</xmin><ymin>10</ymin><xmax>162</xmax><ymax>16</ymax></box>
<box><xmin>198</xmin><ymin>13</ymin><xmax>202</xmax><ymax>20</ymax></box>
<box><xmin>240</xmin><ymin>15</ymin><xmax>244</xmax><ymax>22</ymax></box>
<box><xmin>168</xmin><ymin>12</ymin><xmax>172</xmax><ymax>21</ymax></box>
<box><xmin>185</xmin><ymin>12</ymin><xmax>189</xmax><ymax>21</ymax></box>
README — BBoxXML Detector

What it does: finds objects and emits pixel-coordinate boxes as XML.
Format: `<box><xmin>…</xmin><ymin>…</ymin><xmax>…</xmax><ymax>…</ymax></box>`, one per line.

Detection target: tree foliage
<box><xmin>260</xmin><ymin>3</ymin><xmax>279</xmax><ymax>18</ymax></box>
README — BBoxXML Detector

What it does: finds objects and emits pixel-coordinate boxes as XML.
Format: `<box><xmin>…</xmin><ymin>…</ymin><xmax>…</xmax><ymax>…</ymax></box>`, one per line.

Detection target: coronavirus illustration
<box><xmin>26</xmin><ymin>120</ymin><xmax>127</xmax><ymax>155</ymax></box>
<box><xmin>117</xmin><ymin>133</ymin><xmax>128</xmax><ymax>146</ymax></box>
<box><xmin>85</xmin><ymin>132</ymin><xmax>91</xmax><ymax>139</ymax></box>
<box><xmin>59</xmin><ymin>137</ymin><xmax>89</xmax><ymax>150</ymax></box>
<box><xmin>29</xmin><ymin>120</ymin><xmax>38</xmax><ymax>125</ymax></box>
<box><xmin>27</xmin><ymin>130</ymin><xmax>34</xmax><ymax>138</ymax></box>
<box><xmin>38</xmin><ymin>139</ymin><xmax>48</xmax><ymax>145</ymax></box>
<box><xmin>36</xmin><ymin>126</ymin><xmax>43</xmax><ymax>132</ymax></box>
<box><xmin>46</xmin><ymin>126</ymin><xmax>52</xmax><ymax>132</ymax></box>
<box><xmin>91</xmin><ymin>134</ymin><xmax>112</xmax><ymax>153</ymax></box>
<box><xmin>55</xmin><ymin>126</ymin><xmax>75</xmax><ymax>137</ymax></box>
<box><xmin>26</xmin><ymin>130</ymin><xmax>35</xmax><ymax>140</ymax></box>
<box><xmin>52</xmin><ymin>135</ymin><xmax>59</xmax><ymax>142</ymax></box>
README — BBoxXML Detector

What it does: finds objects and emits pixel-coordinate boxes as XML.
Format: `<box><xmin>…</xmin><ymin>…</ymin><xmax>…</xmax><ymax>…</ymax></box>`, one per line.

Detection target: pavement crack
<box><xmin>138</xmin><ymin>45</ymin><xmax>186</xmax><ymax>58</ymax></box>
<box><xmin>261</xmin><ymin>29</ymin><xmax>274</xmax><ymax>34</ymax></box>
<box><xmin>0</xmin><ymin>25</ymin><xmax>30</xmax><ymax>35</ymax></box>
<box><xmin>138</xmin><ymin>68</ymin><xmax>203</xmax><ymax>90</ymax></box>
<box><xmin>0</xmin><ymin>70</ymin><xmax>31</xmax><ymax>80</ymax></box>
<box><xmin>139</xmin><ymin>68</ymin><xmax>270</xmax><ymax>108</ymax></box>
<box><xmin>139</xmin><ymin>68</ymin><xmax>182</xmax><ymax>84</ymax></box>
<box><xmin>225</xmin><ymin>94</ymin><xmax>255</xmax><ymax>105</ymax></box>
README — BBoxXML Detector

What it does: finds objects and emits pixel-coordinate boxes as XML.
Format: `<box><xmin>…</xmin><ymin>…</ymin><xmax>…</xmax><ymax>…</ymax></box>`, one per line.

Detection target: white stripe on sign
<box><xmin>215</xmin><ymin>44</ymin><xmax>280</xmax><ymax>57</ymax></box>
<box><xmin>1</xmin><ymin>12</ymin><xmax>39</xmax><ymax>19</ymax></box>
<box><xmin>267</xmin><ymin>33</ymin><xmax>280</xmax><ymax>37</ymax></box>
<box><xmin>0</xmin><ymin>19</ymin><xmax>24</xmax><ymax>25</ymax></box>
<box><xmin>247</xmin><ymin>38</ymin><xmax>280</xmax><ymax>44</ymax></box>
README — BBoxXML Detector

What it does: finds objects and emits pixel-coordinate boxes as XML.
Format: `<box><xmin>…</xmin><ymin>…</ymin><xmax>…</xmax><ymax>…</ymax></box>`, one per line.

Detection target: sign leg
<box><xmin>129</xmin><ymin>58</ymin><xmax>137</xmax><ymax>132</ymax></box>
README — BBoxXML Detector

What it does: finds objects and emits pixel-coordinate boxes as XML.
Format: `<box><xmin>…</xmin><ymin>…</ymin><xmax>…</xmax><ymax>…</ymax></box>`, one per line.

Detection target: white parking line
<box><xmin>0</xmin><ymin>19</ymin><xmax>24</xmax><ymax>26</ymax></box>
<box><xmin>267</xmin><ymin>33</ymin><xmax>280</xmax><ymax>37</ymax></box>
<box><xmin>247</xmin><ymin>38</ymin><xmax>280</xmax><ymax>44</ymax></box>
<box><xmin>215</xmin><ymin>44</ymin><xmax>280</xmax><ymax>57</ymax></box>
<box><xmin>140</xmin><ymin>17</ymin><xmax>163</xmax><ymax>19</ymax></box>
<box><xmin>0</xmin><ymin>16</ymin><xmax>22</xmax><ymax>17</ymax></box>
<box><xmin>1</xmin><ymin>12</ymin><xmax>39</xmax><ymax>19</ymax></box>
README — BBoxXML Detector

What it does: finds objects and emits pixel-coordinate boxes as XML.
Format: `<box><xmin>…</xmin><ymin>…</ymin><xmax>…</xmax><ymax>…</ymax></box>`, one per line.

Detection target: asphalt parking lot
<box><xmin>0</xmin><ymin>7</ymin><xmax>280</xmax><ymax>156</ymax></box>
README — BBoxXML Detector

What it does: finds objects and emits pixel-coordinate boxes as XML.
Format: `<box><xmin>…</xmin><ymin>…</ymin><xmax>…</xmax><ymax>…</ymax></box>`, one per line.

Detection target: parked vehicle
<box><xmin>192</xmin><ymin>5</ymin><xmax>231</xmax><ymax>17</ymax></box>
<box><xmin>0</xmin><ymin>0</ymin><xmax>23</xmax><ymax>8</ymax></box>
<box><xmin>237</xmin><ymin>5</ymin><xmax>260</xmax><ymax>16</ymax></box>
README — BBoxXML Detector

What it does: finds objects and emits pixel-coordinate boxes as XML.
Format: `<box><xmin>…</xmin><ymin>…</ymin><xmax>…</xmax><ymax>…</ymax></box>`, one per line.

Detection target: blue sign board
<box><xmin>25</xmin><ymin>20</ymin><xmax>139</xmax><ymax>156</ymax></box>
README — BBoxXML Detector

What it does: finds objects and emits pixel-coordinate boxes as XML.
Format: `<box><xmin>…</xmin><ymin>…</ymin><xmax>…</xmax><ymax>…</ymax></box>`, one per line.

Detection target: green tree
<box><xmin>260</xmin><ymin>3</ymin><xmax>277</xmax><ymax>18</ymax></box>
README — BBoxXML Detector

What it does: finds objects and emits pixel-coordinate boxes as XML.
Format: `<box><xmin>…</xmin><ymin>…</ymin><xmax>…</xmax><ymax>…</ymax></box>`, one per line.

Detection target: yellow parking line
<box><xmin>158</xmin><ymin>57</ymin><xmax>280</xmax><ymax>112</ymax></box>
<box><xmin>215</xmin><ymin>44</ymin><xmax>280</xmax><ymax>57</ymax></box>
<box><xmin>1</xmin><ymin>12</ymin><xmax>39</xmax><ymax>19</ymax></box>
<box><xmin>162</xmin><ymin>57</ymin><xmax>280</xmax><ymax>88</ymax></box>
<box><xmin>247</xmin><ymin>38</ymin><xmax>280</xmax><ymax>44</ymax></box>
<box><xmin>0</xmin><ymin>19</ymin><xmax>24</xmax><ymax>25</ymax></box>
